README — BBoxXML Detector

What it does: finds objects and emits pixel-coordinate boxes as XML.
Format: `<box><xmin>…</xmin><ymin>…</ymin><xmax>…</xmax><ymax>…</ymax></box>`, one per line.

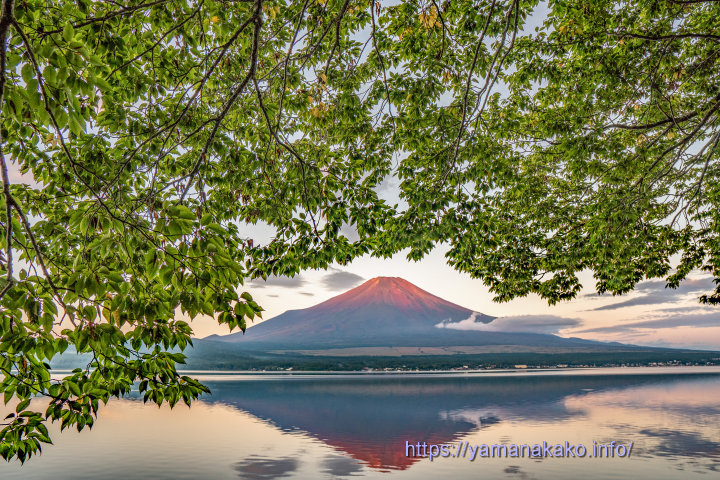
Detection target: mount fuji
<box><xmin>203</xmin><ymin>277</ymin><xmax>620</xmax><ymax>354</ymax></box>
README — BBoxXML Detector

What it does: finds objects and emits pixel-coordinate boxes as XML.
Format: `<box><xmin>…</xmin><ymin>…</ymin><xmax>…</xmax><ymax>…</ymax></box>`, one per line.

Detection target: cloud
<box><xmin>577</xmin><ymin>313</ymin><xmax>720</xmax><ymax>334</ymax></box>
<box><xmin>590</xmin><ymin>277</ymin><xmax>715</xmax><ymax>311</ymax></box>
<box><xmin>299</xmin><ymin>292</ymin><xmax>315</xmax><ymax>296</ymax></box>
<box><xmin>638</xmin><ymin>428</ymin><xmax>720</xmax><ymax>459</ymax></box>
<box><xmin>592</xmin><ymin>296</ymin><xmax>673</xmax><ymax>311</ymax></box>
<box><xmin>248</xmin><ymin>269</ymin><xmax>364</xmax><ymax>293</ymax></box>
<box><xmin>657</xmin><ymin>305</ymin><xmax>712</xmax><ymax>314</ymax></box>
<box><xmin>249</xmin><ymin>275</ymin><xmax>306</xmax><ymax>289</ymax></box>
<box><xmin>321</xmin><ymin>268</ymin><xmax>365</xmax><ymax>291</ymax></box>
<box><xmin>437</xmin><ymin>313</ymin><xmax>581</xmax><ymax>334</ymax></box>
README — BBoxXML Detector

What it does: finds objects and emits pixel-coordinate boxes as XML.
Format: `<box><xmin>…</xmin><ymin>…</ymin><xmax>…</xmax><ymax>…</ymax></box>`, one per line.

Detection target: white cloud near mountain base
<box><xmin>436</xmin><ymin>313</ymin><xmax>581</xmax><ymax>334</ymax></box>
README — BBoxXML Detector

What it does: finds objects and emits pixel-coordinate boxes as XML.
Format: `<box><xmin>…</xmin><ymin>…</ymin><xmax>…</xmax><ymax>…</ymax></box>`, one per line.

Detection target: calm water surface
<box><xmin>2</xmin><ymin>367</ymin><xmax>719</xmax><ymax>479</ymax></box>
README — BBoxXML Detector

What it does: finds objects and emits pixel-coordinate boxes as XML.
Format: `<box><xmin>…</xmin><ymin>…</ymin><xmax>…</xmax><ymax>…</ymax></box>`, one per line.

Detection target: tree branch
<box><xmin>38</xmin><ymin>0</ymin><xmax>172</xmax><ymax>36</ymax></box>
<box><xmin>0</xmin><ymin>0</ymin><xmax>16</xmax><ymax>301</ymax></box>
<box><xmin>605</xmin><ymin>109</ymin><xmax>700</xmax><ymax>130</ymax></box>
<box><xmin>612</xmin><ymin>31</ymin><xmax>720</xmax><ymax>42</ymax></box>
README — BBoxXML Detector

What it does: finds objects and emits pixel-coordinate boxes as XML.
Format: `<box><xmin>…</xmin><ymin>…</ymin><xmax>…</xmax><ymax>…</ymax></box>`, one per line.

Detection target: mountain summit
<box><xmin>310</xmin><ymin>276</ymin><xmax>475</xmax><ymax>316</ymax></box>
<box><xmin>205</xmin><ymin>277</ymin><xmax>606</xmax><ymax>352</ymax></box>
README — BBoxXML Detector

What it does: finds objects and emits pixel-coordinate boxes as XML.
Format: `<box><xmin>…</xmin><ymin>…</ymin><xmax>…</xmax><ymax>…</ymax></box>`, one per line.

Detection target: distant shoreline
<box><xmin>46</xmin><ymin>365</ymin><xmax>720</xmax><ymax>383</ymax></box>
<box><xmin>168</xmin><ymin>365</ymin><xmax>720</xmax><ymax>376</ymax></box>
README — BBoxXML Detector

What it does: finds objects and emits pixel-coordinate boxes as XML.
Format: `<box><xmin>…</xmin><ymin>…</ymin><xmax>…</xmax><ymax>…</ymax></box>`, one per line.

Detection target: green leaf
<box><xmin>67</xmin><ymin>381</ymin><xmax>82</xmax><ymax>397</ymax></box>
<box><xmin>16</xmin><ymin>398</ymin><xmax>31</xmax><ymax>413</ymax></box>
<box><xmin>21</xmin><ymin>63</ymin><xmax>34</xmax><ymax>85</ymax></box>
<box><xmin>62</xmin><ymin>23</ymin><xmax>75</xmax><ymax>42</ymax></box>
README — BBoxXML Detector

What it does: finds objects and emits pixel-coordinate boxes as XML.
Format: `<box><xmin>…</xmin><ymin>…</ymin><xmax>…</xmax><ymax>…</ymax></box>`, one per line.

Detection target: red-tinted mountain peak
<box><xmin>313</xmin><ymin>276</ymin><xmax>472</xmax><ymax>315</ymax></box>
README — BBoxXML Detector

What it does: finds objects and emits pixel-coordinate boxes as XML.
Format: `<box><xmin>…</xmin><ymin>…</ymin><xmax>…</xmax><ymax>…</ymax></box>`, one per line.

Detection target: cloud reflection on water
<box><xmin>232</xmin><ymin>456</ymin><xmax>299</xmax><ymax>479</ymax></box>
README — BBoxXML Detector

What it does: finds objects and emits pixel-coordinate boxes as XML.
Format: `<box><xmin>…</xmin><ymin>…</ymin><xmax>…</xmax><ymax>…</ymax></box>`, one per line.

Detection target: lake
<box><xmin>2</xmin><ymin>367</ymin><xmax>720</xmax><ymax>479</ymax></box>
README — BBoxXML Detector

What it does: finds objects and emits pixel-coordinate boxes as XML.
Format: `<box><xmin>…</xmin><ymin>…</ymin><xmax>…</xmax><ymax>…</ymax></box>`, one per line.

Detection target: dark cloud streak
<box><xmin>591</xmin><ymin>277</ymin><xmax>714</xmax><ymax>311</ymax></box>
<box><xmin>321</xmin><ymin>268</ymin><xmax>364</xmax><ymax>291</ymax></box>
<box><xmin>249</xmin><ymin>275</ymin><xmax>307</xmax><ymax>289</ymax></box>
<box><xmin>577</xmin><ymin>313</ymin><xmax>720</xmax><ymax>334</ymax></box>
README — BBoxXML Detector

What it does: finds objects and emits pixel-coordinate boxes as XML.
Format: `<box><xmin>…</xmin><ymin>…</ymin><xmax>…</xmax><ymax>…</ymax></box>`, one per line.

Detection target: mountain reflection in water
<box><xmin>200</xmin><ymin>371</ymin><xmax>720</xmax><ymax>473</ymax></box>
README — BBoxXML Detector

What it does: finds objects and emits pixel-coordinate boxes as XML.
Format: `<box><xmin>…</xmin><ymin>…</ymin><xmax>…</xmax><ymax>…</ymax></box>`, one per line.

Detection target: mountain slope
<box><xmin>205</xmin><ymin>277</ymin><xmax>610</xmax><ymax>351</ymax></box>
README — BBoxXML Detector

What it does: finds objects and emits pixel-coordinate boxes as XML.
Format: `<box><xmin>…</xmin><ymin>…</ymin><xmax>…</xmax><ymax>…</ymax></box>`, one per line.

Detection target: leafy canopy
<box><xmin>1</xmin><ymin>0</ymin><xmax>719</xmax><ymax>462</ymax></box>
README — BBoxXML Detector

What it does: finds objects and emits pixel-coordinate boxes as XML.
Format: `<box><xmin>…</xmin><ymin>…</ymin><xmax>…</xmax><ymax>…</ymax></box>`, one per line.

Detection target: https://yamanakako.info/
<box><xmin>405</xmin><ymin>440</ymin><xmax>634</xmax><ymax>461</ymax></box>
